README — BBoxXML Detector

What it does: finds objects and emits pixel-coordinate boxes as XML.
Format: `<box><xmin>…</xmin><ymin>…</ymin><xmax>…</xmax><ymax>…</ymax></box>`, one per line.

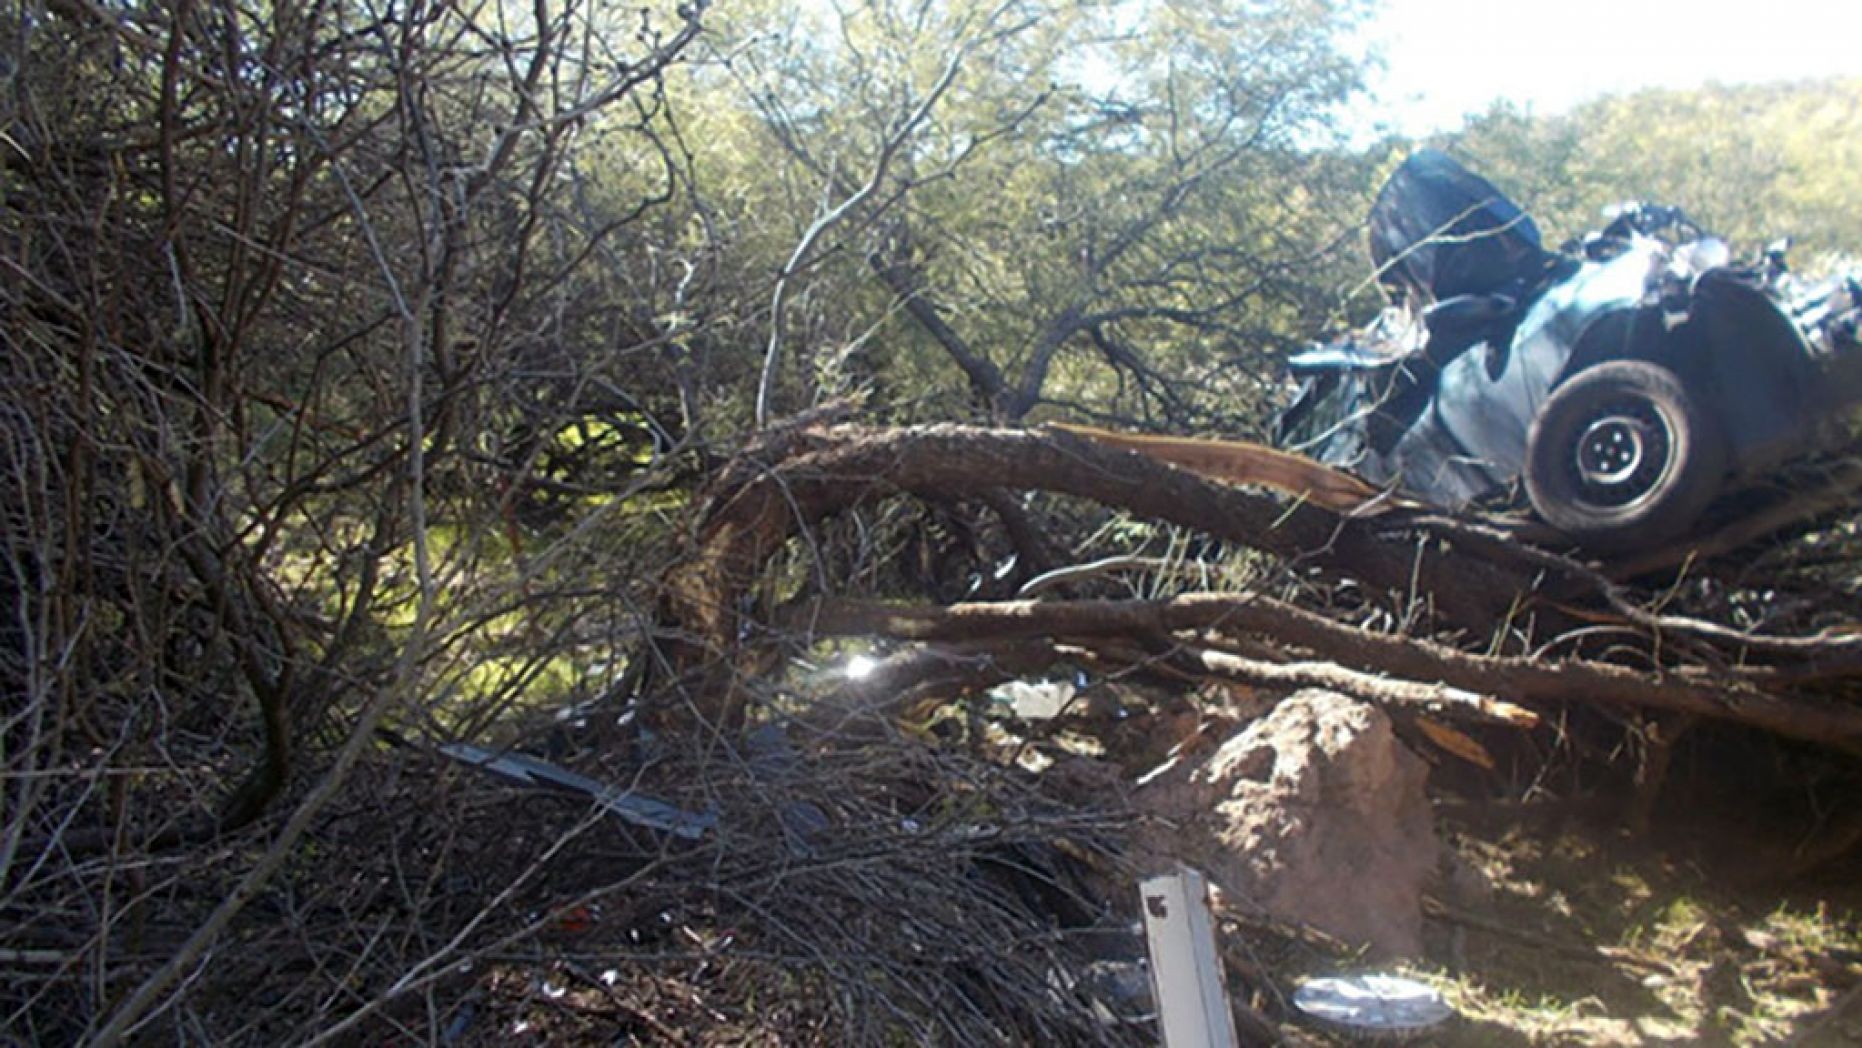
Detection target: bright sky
<box><xmin>1359</xmin><ymin>0</ymin><xmax>1862</xmax><ymax>136</ymax></box>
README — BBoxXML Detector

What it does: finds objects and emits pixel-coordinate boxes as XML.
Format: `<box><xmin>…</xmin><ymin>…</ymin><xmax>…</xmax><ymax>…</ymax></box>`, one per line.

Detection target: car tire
<box><xmin>1524</xmin><ymin>360</ymin><xmax>1727</xmax><ymax>554</ymax></box>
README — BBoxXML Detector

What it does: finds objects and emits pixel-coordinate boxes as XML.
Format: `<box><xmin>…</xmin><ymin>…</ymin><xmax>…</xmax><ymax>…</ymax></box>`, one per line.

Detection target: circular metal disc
<box><xmin>1292</xmin><ymin>973</ymin><xmax>1453</xmax><ymax>1036</ymax></box>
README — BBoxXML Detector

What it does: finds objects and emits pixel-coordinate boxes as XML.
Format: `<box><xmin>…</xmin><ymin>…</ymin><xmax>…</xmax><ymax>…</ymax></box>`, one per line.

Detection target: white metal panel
<box><xmin>1139</xmin><ymin>866</ymin><xmax>1238</xmax><ymax>1048</ymax></box>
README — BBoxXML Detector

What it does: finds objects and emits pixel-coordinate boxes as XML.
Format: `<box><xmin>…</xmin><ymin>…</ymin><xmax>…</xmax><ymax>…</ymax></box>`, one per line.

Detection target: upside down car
<box><xmin>1276</xmin><ymin>150</ymin><xmax>1862</xmax><ymax>553</ymax></box>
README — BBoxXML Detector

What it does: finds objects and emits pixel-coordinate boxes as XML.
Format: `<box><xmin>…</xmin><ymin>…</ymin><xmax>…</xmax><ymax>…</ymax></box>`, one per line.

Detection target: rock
<box><xmin>1135</xmin><ymin>689</ymin><xmax>1437</xmax><ymax>958</ymax></box>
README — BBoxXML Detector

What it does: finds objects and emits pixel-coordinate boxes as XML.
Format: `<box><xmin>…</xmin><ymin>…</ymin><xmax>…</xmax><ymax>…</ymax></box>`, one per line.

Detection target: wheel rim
<box><xmin>1568</xmin><ymin>398</ymin><xmax>1672</xmax><ymax>508</ymax></box>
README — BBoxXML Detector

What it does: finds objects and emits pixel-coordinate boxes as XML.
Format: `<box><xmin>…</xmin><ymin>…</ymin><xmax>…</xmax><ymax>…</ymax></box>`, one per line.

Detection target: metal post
<box><xmin>1139</xmin><ymin>866</ymin><xmax>1238</xmax><ymax>1048</ymax></box>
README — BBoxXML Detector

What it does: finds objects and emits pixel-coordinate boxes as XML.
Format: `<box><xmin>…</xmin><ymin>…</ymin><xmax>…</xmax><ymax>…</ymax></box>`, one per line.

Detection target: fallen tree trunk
<box><xmin>660</xmin><ymin>424</ymin><xmax>1542</xmax><ymax>715</ymax></box>
<box><xmin>650</xmin><ymin>421</ymin><xmax>1862</xmax><ymax>755</ymax></box>
<box><xmin>813</xmin><ymin>634</ymin><xmax>1536</xmax><ymax>729</ymax></box>
<box><xmin>791</xmin><ymin>595</ymin><xmax>1862</xmax><ymax>754</ymax></box>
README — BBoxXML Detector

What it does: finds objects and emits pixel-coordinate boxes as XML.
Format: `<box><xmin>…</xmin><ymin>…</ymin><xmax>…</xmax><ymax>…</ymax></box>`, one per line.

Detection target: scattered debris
<box><xmin>990</xmin><ymin>677</ymin><xmax>1078</xmax><ymax>720</ymax></box>
<box><xmin>436</xmin><ymin>742</ymin><xmax>716</xmax><ymax>840</ymax></box>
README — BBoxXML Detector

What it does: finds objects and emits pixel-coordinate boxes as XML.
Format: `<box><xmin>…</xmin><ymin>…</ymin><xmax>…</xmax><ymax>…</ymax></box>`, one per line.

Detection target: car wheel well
<box><xmin>1553</xmin><ymin>307</ymin><xmax>1688</xmax><ymax>386</ymax></box>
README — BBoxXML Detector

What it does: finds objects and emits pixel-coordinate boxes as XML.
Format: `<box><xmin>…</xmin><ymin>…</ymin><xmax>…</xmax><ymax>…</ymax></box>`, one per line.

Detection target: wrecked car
<box><xmin>1275</xmin><ymin>149</ymin><xmax>1862</xmax><ymax>553</ymax></box>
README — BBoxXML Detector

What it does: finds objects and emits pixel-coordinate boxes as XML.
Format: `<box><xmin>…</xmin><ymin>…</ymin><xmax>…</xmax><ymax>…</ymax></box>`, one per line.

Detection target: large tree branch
<box><xmin>789</xmin><ymin>594</ymin><xmax>1862</xmax><ymax>754</ymax></box>
<box><xmin>867</xmin><ymin>247</ymin><xmax>1007</xmax><ymax>405</ymax></box>
<box><xmin>657</xmin><ymin>423</ymin><xmax>1862</xmax><ymax>747</ymax></box>
<box><xmin>657</xmin><ymin>423</ymin><xmax>1541</xmax><ymax>724</ymax></box>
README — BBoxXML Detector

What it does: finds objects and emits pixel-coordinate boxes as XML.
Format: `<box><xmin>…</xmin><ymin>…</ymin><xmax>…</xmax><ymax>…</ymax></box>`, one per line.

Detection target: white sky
<box><xmin>1359</xmin><ymin>0</ymin><xmax>1862</xmax><ymax>135</ymax></box>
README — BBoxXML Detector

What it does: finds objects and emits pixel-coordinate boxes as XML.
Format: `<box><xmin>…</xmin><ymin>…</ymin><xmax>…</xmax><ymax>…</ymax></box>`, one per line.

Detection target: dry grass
<box><xmin>1306</xmin><ymin>799</ymin><xmax>1862</xmax><ymax>1046</ymax></box>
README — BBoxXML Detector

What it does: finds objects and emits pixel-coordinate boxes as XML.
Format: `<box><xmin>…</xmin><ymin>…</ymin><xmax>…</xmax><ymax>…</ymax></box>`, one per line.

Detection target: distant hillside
<box><xmin>1433</xmin><ymin>78</ymin><xmax>1862</xmax><ymax>267</ymax></box>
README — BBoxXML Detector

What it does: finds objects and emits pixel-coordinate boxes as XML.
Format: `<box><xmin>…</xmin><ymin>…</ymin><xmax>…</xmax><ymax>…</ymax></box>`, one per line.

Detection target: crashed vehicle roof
<box><xmin>1369</xmin><ymin>148</ymin><xmax>1551</xmax><ymax>303</ymax></box>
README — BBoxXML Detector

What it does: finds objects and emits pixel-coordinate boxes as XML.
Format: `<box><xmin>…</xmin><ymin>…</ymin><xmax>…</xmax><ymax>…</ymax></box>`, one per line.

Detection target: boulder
<box><xmin>1135</xmin><ymin>689</ymin><xmax>1437</xmax><ymax>958</ymax></box>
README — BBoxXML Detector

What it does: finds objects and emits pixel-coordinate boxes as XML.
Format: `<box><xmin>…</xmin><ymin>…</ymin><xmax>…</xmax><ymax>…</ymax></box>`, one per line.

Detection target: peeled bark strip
<box><xmin>1046</xmin><ymin>423</ymin><xmax>1407</xmax><ymax>514</ymax></box>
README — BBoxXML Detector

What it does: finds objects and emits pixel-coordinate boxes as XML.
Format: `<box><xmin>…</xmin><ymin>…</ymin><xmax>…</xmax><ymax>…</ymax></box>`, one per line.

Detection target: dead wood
<box><xmin>791</xmin><ymin>596</ymin><xmax>1536</xmax><ymax>727</ymax></box>
<box><xmin>789</xmin><ymin>595</ymin><xmax>1862</xmax><ymax>752</ymax></box>
<box><xmin>1089</xmin><ymin>639</ymin><xmax>1532</xmax><ymax>727</ymax></box>
<box><xmin>657</xmin><ymin>423</ymin><xmax>1543</xmax><ymax>721</ymax></box>
<box><xmin>651</xmin><ymin>422</ymin><xmax>1862</xmax><ymax>757</ymax></box>
<box><xmin>1059</xmin><ymin>426</ymin><xmax>1862</xmax><ymax>667</ymax></box>
<box><xmin>1608</xmin><ymin>458</ymin><xmax>1862</xmax><ymax>579</ymax></box>
<box><xmin>1407</xmin><ymin>509</ymin><xmax>1862</xmax><ymax>669</ymax></box>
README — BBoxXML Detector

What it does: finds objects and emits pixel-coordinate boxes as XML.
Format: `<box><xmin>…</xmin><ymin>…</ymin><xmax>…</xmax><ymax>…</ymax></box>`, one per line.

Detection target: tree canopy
<box><xmin>1446</xmin><ymin>78</ymin><xmax>1862</xmax><ymax>262</ymax></box>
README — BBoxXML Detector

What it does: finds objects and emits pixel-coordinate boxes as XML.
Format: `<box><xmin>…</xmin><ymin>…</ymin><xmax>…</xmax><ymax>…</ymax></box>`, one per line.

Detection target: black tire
<box><xmin>1524</xmin><ymin>360</ymin><xmax>1727</xmax><ymax>553</ymax></box>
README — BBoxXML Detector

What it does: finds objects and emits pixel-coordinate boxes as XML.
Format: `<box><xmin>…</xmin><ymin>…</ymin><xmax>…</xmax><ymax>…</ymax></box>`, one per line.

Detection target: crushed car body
<box><xmin>1276</xmin><ymin>149</ymin><xmax>1862</xmax><ymax>553</ymax></box>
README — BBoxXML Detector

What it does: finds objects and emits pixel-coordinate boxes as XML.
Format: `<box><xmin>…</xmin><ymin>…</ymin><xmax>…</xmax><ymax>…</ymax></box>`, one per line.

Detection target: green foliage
<box><xmin>669</xmin><ymin>0</ymin><xmax>1375</xmax><ymax>428</ymax></box>
<box><xmin>1445</xmin><ymin>79</ymin><xmax>1862</xmax><ymax>265</ymax></box>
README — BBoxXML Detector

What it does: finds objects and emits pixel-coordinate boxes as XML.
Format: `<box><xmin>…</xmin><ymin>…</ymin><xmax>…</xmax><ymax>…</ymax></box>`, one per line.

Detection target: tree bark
<box><xmin>658</xmin><ymin>423</ymin><xmax>1539</xmax><ymax>725</ymax></box>
<box><xmin>790</xmin><ymin>595</ymin><xmax>1862</xmax><ymax>753</ymax></box>
<box><xmin>653</xmin><ymin>422</ymin><xmax>1862</xmax><ymax>754</ymax></box>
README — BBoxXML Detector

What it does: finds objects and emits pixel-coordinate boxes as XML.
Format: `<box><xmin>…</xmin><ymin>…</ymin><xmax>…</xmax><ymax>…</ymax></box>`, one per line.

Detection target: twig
<box><xmin>790</xmin><ymin>592</ymin><xmax>1862</xmax><ymax>750</ymax></box>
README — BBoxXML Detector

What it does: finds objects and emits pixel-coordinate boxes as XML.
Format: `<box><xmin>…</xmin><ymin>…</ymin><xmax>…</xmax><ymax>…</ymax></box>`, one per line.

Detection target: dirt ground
<box><xmin>399</xmin><ymin>717</ymin><xmax>1862</xmax><ymax>1046</ymax></box>
<box><xmin>1264</xmin><ymin>790</ymin><xmax>1862</xmax><ymax>1046</ymax></box>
